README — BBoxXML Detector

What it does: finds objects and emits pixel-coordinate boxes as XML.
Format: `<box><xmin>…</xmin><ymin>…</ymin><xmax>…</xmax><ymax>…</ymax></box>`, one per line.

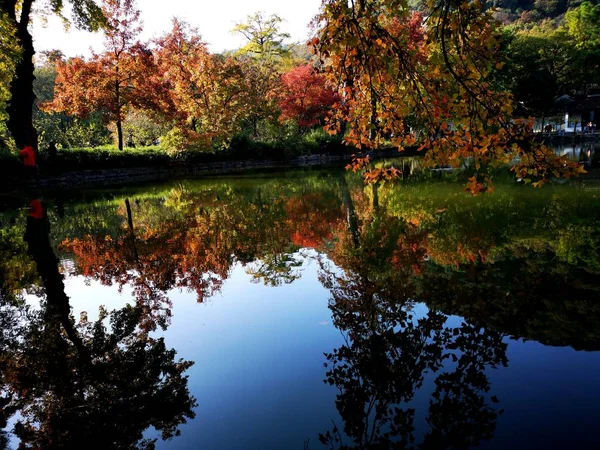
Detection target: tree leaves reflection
<box><xmin>317</xmin><ymin>202</ymin><xmax>508</xmax><ymax>449</ymax></box>
<box><xmin>0</xmin><ymin>200</ymin><xmax>196</xmax><ymax>450</ymax></box>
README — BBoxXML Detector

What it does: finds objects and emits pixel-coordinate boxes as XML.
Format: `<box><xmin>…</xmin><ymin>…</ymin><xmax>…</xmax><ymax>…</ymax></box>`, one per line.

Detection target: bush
<box><xmin>0</xmin><ymin>127</ymin><xmax>355</xmax><ymax>186</ymax></box>
<box><xmin>160</xmin><ymin>127</ymin><xmax>212</xmax><ymax>156</ymax></box>
<box><xmin>39</xmin><ymin>146</ymin><xmax>171</xmax><ymax>173</ymax></box>
<box><xmin>227</xmin><ymin>128</ymin><xmax>346</xmax><ymax>160</ymax></box>
<box><xmin>302</xmin><ymin>128</ymin><xmax>345</xmax><ymax>154</ymax></box>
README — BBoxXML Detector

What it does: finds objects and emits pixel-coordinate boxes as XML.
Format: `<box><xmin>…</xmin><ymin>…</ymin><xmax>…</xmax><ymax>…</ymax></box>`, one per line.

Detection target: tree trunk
<box><xmin>372</xmin><ymin>183</ymin><xmax>379</xmax><ymax>211</ymax></box>
<box><xmin>116</xmin><ymin>119</ymin><xmax>124</xmax><ymax>150</ymax></box>
<box><xmin>5</xmin><ymin>0</ymin><xmax>38</xmax><ymax>151</ymax></box>
<box><xmin>24</xmin><ymin>203</ymin><xmax>91</xmax><ymax>366</ymax></box>
<box><xmin>369</xmin><ymin>87</ymin><xmax>377</xmax><ymax>142</ymax></box>
<box><xmin>125</xmin><ymin>198</ymin><xmax>139</xmax><ymax>263</ymax></box>
<box><xmin>114</xmin><ymin>62</ymin><xmax>123</xmax><ymax>150</ymax></box>
<box><xmin>337</xmin><ymin>174</ymin><xmax>359</xmax><ymax>248</ymax></box>
<box><xmin>541</xmin><ymin>115</ymin><xmax>545</xmax><ymax>133</ymax></box>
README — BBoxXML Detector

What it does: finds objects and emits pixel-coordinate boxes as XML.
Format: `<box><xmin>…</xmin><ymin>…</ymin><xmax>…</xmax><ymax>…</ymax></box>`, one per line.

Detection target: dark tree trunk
<box><xmin>125</xmin><ymin>198</ymin><xmax>139</xmax><ymax>263</ymax></box>
<box><xmin>116</xmin><ymin>119</ymin><xmax>124</xmax><ymax>150</ymax></box>
<box><xmin>114</xmin><ymin>63</ymin><xmax>123</xmax><ymax>150</ymax></box>
<box><xmin>337</xmin><ymin>174</ymin><xmax>359</xmax><ymax>248</ymax></box>
<box><xmin>372</xmin><ymin>183</ymin><xmax>379</xmax><ymax>211</ymax></box>
<box><xmin>24</xmin><ymin>203</ymin><xmax>91</xmax><ymax>366</ymax></box>
<box><xmin>541</xmin><ymin>115</ymin><xmax>545</xmax><ymax>133</ymax></box>
<box><xmin>369</xmin><ymin>87</ymin><xmax>377</xmax><ymax>142</ymax></box>
<box><xmin>4</xmin><ymin>0</ymin><xmax>38</xmax><ymax>151</ymax></box>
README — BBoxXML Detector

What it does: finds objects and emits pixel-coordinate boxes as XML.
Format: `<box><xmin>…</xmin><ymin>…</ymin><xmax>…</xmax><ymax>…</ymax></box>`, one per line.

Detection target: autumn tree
<box><xmin>33</xmin><ymin>51</ymin><xmax>111</xmax><ymax>149</ymax></box>
<box><xmin>236</xmin><ymin>57</ymin><xmax>282</xmax><ymax>139</ymax></box>
<box><xmin>0</xmin><ymin>0</ymin><xmax>105</xmax><ymax>151</ymax></box>
<box><xmin>0</xmin><ymin>10</ymin><xmax>19</xmax><ymax>147</ymax></box>
<box><xmin>279</xmin><ymin>64</ymin><xmax>339</xmax><ymax>128</ymax></box>
<box><xmin>231</xmin><ymin>12</ymin><xmax>292</xmax><ymax>139</ymax></box>
<box><xmin>154</xmin><ymin>19</ymin><xmax>250</xmax><ymax>150</ymax></box>
<box><xmin>312</xmin><ymin>0</ymin><xmax>584</xmax><ymax>192</ymax></box>
<box><xmin>232</xmin><ymin>11</ymin><xmax>291</xmax><ymax>61</ymax></box>
<box><xmin>45</xmin><ymin>0</ymin><xmax>163</xmax><ymax>150</ymax></box>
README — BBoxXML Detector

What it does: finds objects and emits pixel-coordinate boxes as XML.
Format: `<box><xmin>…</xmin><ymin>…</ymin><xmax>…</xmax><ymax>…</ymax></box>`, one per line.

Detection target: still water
<box><xmin>1</xmin><ymin>163</ymin><xmax>600</xmax><ymax>449</ymax></box>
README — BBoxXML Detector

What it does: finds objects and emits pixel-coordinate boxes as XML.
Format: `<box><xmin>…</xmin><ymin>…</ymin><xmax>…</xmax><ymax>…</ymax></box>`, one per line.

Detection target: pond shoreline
<box><xmin>6</xmin><ymin>149</ymin><xmax>403</xmax><ymax>192</ymax></box>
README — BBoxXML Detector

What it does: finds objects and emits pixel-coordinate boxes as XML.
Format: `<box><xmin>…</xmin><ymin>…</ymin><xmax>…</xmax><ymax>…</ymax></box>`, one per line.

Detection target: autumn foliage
<box><xmin>279</xmin><ymin>64</ymin><xmax>339</xmax><ymax>127</ymax></box>
<box><xmin>154</xmin><ymin>19</ymin><xmax>255</xmax><ymax>149</ymax></box>
<box><xmin>44</xmin><ymin>0</ymin><xmax>164</xmax><ymax>150</ymax></box>
<box><xmin>312</xmin><ymin>0</ymin><xmax>585</xmax><ymax>192</ymax></box>
<box><xmin>18</xmin><ymin>0</ymin><xmax>589</xmax><ymax>192</ymax></box>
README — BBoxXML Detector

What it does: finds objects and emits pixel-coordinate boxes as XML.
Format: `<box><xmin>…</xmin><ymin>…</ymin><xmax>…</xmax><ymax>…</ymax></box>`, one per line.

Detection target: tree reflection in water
<box><xmin>0</xmin><ymin>199</ymin><xmax>196</xmax><ymax>450</ymax></box>
<box><xmin>317</xmin><ymin>204</ymin><xmax>508</xmax><ymax>449</ymax></box>
<box><xmin>1</xmin><ymin>173</ymin><xmax>598</xmax><ymax>449</ymax></box>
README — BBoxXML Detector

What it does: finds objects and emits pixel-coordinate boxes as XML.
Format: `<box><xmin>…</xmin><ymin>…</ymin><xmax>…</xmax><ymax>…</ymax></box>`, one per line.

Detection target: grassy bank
<box><xmin>0</xmin><ymin>130</ymin><xmax>348</xmax><ymax>176</ymax></box>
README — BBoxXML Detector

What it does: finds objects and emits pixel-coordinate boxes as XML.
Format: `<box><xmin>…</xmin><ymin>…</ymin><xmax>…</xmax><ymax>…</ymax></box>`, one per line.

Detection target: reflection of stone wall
<box><xmin>15</xmin><ymin>151</ymin><xmax>402</xmax><ymax>191</ymax></box>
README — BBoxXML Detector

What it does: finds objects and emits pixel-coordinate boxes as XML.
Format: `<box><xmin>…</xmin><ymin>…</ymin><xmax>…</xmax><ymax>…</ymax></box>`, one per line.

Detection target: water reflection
<box><xmin>0</xmin><ymin>170</ymin><xmax>599</xmax><ymax>449</ymax></box>
<box><xmin>0</xmin><ymin>199</ymin><xmax>196</xmax><ymax>449</ymax></box>
<box><xmin>316</xmin><ymin>202</ymin><xmax>507</xmax><ymax>449</ymax></box>
<box><xmin>553</xmin><ymin>141</ymin><xmax>598</xmax><ymax>168</ymax></box>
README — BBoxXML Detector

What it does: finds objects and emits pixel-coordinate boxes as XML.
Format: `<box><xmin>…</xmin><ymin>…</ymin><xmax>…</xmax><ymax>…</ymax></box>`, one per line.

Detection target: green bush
<box><xmin>302</xmin><ymin>128</ymin><xmax>345</xmax><ymax>154</ymax></box>
<box><xmin>0</xmin><ymin>128</ymin><xmax>355</xmax><ymax>186</ymax></box>
<box><xmin>39</xmin><ymin>146</ymin><xmax>171</xmax><ymax>173</ymax></box>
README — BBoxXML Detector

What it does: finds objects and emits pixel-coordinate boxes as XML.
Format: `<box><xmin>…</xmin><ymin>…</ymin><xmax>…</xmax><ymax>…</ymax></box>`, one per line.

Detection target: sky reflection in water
<box><xmin>1</xmin><ymin>166</ymin><xmax>600</xmax><ymax>449</ymax></box>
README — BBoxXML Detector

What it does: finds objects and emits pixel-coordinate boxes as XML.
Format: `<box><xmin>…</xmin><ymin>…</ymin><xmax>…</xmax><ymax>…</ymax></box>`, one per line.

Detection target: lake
<box><xmin>1</xmin><ymin>161</ymin><xmax>599</xmax><ymax>449</ymax></box>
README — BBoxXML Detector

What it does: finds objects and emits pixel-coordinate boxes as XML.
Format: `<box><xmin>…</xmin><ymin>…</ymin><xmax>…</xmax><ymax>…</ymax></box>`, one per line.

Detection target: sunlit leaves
<box><xmin>232</xmin><ymin>11</ymin><xmax>291</xmax><ymax>61</ymax></box>
<box><xmin>155</xmin><ymin>19</ymin><xmax>261</xmax><ymax>150</ymax></box>
<box><xmin>43</xmin><ymin>0</ymin><xmax>163</xmax><ymax>150</ymax></box>
<box><xmin>279</xmin><ymin>64</ymin><xmax>339</xmax><ymax>127</ymax></box>
<box><xmin>312</xmin><ymin>0</ymin><xmax>583</xmax><ymax>193</ymax></box>
<box><xmin>0</xmin><ymin>11</ymin><xmax>20</xmax><ymax>130</ymax></box>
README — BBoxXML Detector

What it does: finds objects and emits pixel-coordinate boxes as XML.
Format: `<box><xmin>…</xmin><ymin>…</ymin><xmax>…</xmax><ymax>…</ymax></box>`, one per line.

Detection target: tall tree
<box><xmin>312</xmin><ymin>0</ymin><xmax>585</xmax><ymax>192</ymax></box>
<box><xmin>155</xmin><ymin>19</ymin><xmax>249</xmax><ymax>149</ymax></box>
<box><xmin>45</xmin><ymin>0</ymin><xmax>162</xmax><ymax>150</ymax></box>
<box><xmin>0</xmin><ymin>0</ymin><xmax>105</xmax><ymax>151</ymax></box>
<box><xmin>0</xmin><ymin>11</ymin><xmax>19</xmax><ymax>147</ymax></box>
<box><xmin>231</xmin><ymin>12</ymin><xmax>290</xmax><ymax>139</ymax></box>
<box><xmin>232</xmin><ymin>11</ymin><xmax>291</xmax><ymax>61</ymax></box>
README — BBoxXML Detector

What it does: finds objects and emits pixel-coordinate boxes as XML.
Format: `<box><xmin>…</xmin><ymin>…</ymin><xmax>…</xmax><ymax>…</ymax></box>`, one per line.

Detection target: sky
<box><xmin>31</xmin><ymin>0</ymin><xmax>322</xmax><ymax>58</ymax></box>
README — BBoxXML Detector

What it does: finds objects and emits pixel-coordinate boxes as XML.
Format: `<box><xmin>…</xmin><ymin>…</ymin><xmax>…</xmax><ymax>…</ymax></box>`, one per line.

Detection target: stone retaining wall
<box><xmin>16</xmin><ymin>152</ymin><xmax>394</xmax><ymax>191</ymax></box>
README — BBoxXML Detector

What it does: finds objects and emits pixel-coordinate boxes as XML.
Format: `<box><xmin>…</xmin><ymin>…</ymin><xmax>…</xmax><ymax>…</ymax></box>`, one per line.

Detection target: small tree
<box><xmin>45</xmin><ymin>0</ymin><xmax>162</xmax><ymax>150</ymax></box>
